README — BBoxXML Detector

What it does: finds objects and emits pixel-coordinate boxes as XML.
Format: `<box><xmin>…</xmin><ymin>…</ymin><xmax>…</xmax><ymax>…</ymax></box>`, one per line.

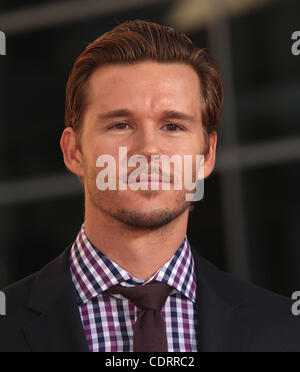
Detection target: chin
<box><xmin>123</xmin><ymin>189</ymin><xmax>177</xmax><ymax>201</ymax></box>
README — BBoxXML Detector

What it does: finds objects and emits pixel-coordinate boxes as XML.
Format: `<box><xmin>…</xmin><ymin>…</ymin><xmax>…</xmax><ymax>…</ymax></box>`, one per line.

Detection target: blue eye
<box><xmin>110</xmin><ymin>122</ymin><xmax>183</xmax><ymax>131</ymax></box>
<box><xmin>164</xmin><ymin>123</ymin><xmax>183</xmax><ymax>131</ymax></box>
<box><xmin>111</xmin><ymin>122</ymin><xmax>130</xmax><ymax>130</ymax></box>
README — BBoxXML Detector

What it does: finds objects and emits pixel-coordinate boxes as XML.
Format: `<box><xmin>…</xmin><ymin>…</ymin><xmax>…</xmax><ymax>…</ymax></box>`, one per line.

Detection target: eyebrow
<box><xmin>97</xmin><ymin>109</ymin><xmax>197</xmax><ymax>123</ymax></box>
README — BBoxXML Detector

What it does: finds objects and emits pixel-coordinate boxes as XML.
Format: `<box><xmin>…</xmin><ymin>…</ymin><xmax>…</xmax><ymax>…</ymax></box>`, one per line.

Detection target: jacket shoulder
<box><xmin>1</xmin><ymin>272</ymin><xmax>37</xmax><ymax>308</ymax></box>
<box><xmin>0</xmin><ymin>249</ymin><xmax>71</xmax><ymax>352</ymax></box>
<box><xmin>192</xmin><ymin>247</ymin><xmax>292</xmax><ymax>307</ymax></box>
<box><xmin>0</xmin><ymin>271</ymin><xmax>41</xmax><ymax>352</ymax></box>
<box><xmin>192</xmin><ymin>249</ymin><xmax>300</xmax><ymax>351</ymax></box>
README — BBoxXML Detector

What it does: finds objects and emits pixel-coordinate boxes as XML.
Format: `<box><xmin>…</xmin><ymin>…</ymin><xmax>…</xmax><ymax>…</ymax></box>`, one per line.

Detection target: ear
<box><xmin>60</xmin><ymin>127</ymin><xmax>85</xmax><ymax>177</ymax></box>
<box><xmin>201</xmin><ymin>131</ymin><xmax>217</xmax><ymax>180</ymax></box>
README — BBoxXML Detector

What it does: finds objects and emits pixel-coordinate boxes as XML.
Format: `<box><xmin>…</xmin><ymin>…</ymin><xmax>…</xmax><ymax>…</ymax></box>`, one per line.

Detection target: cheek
<box><xmin>171</xmin><ymin>145</ymin><xmax>204</xmax><ymax>183</ymax></box>
<box><xmin>83</xmin><ymin>137</ymin><xmax>115</xmax><ymax>165</ymax></box>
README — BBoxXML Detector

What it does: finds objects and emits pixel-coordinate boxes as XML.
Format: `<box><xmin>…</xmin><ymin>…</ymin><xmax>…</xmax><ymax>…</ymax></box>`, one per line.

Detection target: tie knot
<box><xmin>105</xmin><ymin>281</ymin><xmax>172</xmax><ymax>311</ymax></box>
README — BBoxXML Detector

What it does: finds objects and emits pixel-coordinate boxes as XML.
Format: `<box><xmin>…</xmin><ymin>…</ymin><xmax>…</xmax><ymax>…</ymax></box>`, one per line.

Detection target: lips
<box><xmin>128</xmin><ymin>174</ymin><xmax>170</xmax><ymax>184</ymax></box>
<box><xmin>138</xmin><ymin>174</ymin><xmax>161</xmax><ymax>183</ymax></box>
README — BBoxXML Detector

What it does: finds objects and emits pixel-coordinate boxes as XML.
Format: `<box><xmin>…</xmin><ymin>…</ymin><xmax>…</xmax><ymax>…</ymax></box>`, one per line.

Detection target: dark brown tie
<box><xmin>105</xmin><ymin>281</ymin><xmax>172</xmax><ymax>352</ymax></box>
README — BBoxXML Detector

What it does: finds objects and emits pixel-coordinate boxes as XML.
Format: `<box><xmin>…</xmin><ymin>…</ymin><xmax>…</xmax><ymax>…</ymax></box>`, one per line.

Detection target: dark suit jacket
<box><xmin>1</xmin><ymin>244</ymin><xmax>300</xmax><ymax>352</ymax></box>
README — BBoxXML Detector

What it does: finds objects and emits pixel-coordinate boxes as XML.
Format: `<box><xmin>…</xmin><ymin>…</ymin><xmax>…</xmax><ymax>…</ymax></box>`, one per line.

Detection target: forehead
<box><xmin>86</xmin><ymin>61</ymin><xmax>202</xmax><ymax>115</ymax></box>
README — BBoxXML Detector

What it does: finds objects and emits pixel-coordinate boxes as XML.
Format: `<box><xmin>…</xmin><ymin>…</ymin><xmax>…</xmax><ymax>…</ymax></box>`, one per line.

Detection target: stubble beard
<box><xmin>84</xmin><ymin>168</ymin><xmax>191</xmax><ymax>230</ymax></box>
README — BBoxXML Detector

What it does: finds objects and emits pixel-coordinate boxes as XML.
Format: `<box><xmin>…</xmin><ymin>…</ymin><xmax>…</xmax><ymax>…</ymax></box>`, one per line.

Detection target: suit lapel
<box><xmin>191</xmin><ymin>247</ymin><xmax>252</xmax><ymax>352</ymax></box>
<box><xmin>21</xmin><ymin>242</ymin><xmax>252</xmax><ymax>352</ymax></box>
<box><xmin>22</xmin><ymin>247</ymin><xmax>89</xmax><ymax>352</ymax></box>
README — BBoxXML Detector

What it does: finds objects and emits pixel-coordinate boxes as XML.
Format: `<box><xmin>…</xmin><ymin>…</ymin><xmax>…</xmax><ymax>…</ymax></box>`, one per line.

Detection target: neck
<box><xmin>84</xmin><ymin>201</ymin><xmax>189</xmax><ymax>281</ymax></box>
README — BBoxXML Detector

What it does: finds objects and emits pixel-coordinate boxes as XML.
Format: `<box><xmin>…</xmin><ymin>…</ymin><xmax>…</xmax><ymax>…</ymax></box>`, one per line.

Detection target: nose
<box><xmin>132</xmin><ymin>123</ymin><xmax>162</xmax><ymax>160</ymax></box>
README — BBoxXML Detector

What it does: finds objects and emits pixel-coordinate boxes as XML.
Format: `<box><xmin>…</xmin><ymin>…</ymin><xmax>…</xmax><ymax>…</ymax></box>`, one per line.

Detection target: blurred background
<box><xmin>0</xmin><ymin>0</ymin><xmax>299</xmax><ymax>297</ymax></box>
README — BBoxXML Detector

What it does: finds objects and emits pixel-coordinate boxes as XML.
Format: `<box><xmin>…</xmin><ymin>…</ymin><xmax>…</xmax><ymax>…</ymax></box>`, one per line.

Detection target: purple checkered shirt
<box><xmin>69</xmin><ymin>223</ymin><xmax>198</xmax><ymax>352</ymax></box>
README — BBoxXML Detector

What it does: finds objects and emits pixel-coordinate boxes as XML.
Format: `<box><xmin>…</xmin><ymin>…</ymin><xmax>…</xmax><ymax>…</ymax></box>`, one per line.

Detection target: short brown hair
<box><xmin>65</xmin><ymin>19</ymin><xmax>223</xmax><ymax>146</ymax></box>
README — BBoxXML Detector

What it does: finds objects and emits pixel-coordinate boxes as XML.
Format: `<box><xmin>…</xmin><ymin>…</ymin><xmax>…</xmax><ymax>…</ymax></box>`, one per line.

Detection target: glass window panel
<box><xmin>230</xmin><ymin>0</ymin><xmax>300</xmax><ymax>144</ymax></box>
<box><xmin>242</xmin><ymin>161</ymin><xmax>300</xmax><ymax>297</ymax></box>
<box><xmin>0</xmin><ymin>195</ymin><xmax>83</xmax><ymax>288</ymax></box>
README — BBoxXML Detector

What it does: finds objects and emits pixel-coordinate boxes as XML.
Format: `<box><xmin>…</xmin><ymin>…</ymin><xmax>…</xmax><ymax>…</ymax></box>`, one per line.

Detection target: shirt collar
<box><xmin>70</xmin><ymin>223</ymin><xmax>196</xmax><ymax>305</ymax></box>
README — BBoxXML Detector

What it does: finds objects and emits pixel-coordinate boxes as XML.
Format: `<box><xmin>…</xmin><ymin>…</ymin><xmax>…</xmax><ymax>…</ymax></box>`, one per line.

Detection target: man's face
<box><xmin>73</xmin><ymin>61</ymin><xmax>216</xmax><ymax>229</ymax></box>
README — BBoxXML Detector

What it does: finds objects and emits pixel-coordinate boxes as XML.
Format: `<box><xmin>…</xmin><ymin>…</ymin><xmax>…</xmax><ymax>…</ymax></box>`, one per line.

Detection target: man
<box><xmin>1</xmin><ymin>19</ymin><xmax>300</xmax><ymax>352</ymax></box>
